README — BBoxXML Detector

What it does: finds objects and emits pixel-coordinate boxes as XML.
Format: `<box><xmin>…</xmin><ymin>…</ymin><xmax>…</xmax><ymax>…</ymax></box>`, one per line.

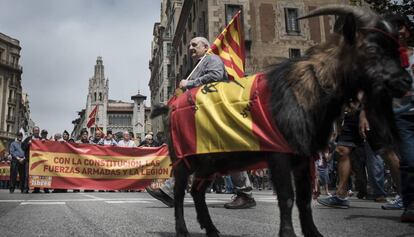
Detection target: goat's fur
<box><xmin>151</xmin><ymin>6</ymin><xmax>412</xmax><ymax>237</ymax></box>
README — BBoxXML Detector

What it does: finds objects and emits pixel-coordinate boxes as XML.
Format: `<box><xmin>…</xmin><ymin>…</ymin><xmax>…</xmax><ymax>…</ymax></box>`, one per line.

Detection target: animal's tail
<box><xmin>150</xmin><ymin>104</ymin><xmax>170</xmax><ymax>118</ymax></box>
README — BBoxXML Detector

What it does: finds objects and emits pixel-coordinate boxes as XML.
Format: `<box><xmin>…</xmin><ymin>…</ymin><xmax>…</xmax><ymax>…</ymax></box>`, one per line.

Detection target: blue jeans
<box><xmin>395</xmin><ymin>114</ymin><xmax>414</xmax><ymax>208</ymax></box>
<box><xmin>364</xmin><ymin>142</ymin><xmax>386</xmax><ymax>197</ymax></box>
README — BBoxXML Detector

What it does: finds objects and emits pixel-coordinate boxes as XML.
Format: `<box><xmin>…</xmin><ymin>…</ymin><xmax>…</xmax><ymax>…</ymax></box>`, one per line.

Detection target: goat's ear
<box><xmin>342</xmin><ymin>13</ymin><xmax>357</xmax><ymax>45</ymax></box>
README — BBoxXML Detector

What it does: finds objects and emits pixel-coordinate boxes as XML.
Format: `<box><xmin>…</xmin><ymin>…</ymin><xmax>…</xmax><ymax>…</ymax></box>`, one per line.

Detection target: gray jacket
<box><xmin>186</xmin><ymin>54</ymin><xmax>228</xmax><ymax>89</ymax></box>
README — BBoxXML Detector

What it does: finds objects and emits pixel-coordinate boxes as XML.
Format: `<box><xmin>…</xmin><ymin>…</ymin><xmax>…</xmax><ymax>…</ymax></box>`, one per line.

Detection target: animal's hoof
<box><xmin>279</xmin><ymin>230</ymin><xmax>297</xmax><ymax>237</ymax></box>
<box><xmin>207</xmin><ymin>231</ymin><xmax>220</xmax><ymax>237</ymax></box>
<box><xmin>304</xmin><ymin>231</ymin><xmax>323</xmax><ymax>237</ymax></box>
<box><xmin>176</xmin><ymin>232</ymin><xmax>190</xmax><ymax>237</ymax></box>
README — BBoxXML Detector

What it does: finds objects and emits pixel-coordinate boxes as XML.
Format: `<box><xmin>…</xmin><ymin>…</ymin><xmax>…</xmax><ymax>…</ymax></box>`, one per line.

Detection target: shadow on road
<box><xmin>147</xmin><ymin>232</ymin><xmax>245</xmax><ymax>237</ymax></box>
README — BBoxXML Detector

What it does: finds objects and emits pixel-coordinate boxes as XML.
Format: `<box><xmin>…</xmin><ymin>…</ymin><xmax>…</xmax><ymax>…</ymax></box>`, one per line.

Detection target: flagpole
<box><xmin>174</xmin><ymin>54</ymin><xmax>208</xmax><ymax>96</ymax></box>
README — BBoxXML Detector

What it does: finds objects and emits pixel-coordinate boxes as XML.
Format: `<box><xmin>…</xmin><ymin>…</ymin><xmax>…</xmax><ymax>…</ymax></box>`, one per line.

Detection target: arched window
<box><xmin>94</xmin><ymin>92</ymin><xmax>97</xmax><ymax>102</ymax></box>
<box><xmin>99</xmin><ymin>92</ymin><xmax>102</xmax><ymax>101</ymax></box>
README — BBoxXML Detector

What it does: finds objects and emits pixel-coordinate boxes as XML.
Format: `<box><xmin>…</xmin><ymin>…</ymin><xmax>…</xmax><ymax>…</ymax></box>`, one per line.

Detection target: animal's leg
<box><xmin>268</xmin><ymin>154</ymin><xmax>296</xmax><ymax>237</ymax></box>
<box><xmin>293</xmin><ymin>158</ymin><xmax>323</xmax><ymax>237</ymax></box>
<box><xmin>191</xmin><ymin>175</ymin><xmax>220</xmax><ymax>237</ymax></box>
<box><xmin>174</xmin><ymin>160</ymin><xmax>192</xmax><ymax>237</ymax></box>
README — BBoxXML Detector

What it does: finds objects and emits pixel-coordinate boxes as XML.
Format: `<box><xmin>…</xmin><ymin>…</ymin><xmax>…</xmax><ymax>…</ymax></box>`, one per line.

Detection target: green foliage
<box><xmin>365</xmin><ymin>0</ymin><xmax>414</xmax><ymax>16</ymax></box>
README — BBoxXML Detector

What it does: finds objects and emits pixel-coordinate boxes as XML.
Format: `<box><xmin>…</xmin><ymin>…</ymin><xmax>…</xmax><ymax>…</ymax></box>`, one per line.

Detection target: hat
<box><xmin>41</xmin><ymin>129</ymin><xmax>48</xmax><ymax>134</ymax></box>
<box><xmin>63</xmin><ymin>130</ymin><xmax>70</xmax><ymax>136</ymax></box>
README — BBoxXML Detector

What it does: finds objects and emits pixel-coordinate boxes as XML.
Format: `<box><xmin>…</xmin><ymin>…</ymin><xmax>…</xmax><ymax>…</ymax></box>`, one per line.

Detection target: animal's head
<box><xmin>300</xmin><ymin>5</ymin><xmax>412</xmax><ymax>99</ymax></box>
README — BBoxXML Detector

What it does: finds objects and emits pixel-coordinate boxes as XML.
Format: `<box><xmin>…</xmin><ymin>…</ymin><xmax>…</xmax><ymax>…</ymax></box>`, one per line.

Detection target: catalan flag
<box><xmin>208</xmin><ymin>10</ymin><xmax>245</xmax><ymax>80</ymax></box>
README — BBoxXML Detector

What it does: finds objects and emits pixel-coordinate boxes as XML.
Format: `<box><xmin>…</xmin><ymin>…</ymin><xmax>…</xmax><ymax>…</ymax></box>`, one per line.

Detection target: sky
<box><xmin>0</xmin><ymin>0</ymin><xmax>160</xmax><ymax>135</ymax></box>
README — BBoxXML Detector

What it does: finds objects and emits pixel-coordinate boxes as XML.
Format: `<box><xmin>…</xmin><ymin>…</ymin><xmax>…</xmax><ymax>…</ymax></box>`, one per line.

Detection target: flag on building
<box><xmin>87</xmin><ymin>105</ymin><xmax>98</xmax><ymax>128</ymax></box>
<box><xmin>208</xmin><ymin>10</ymin><xmax>245</xmax><ymax>80</ymax></box>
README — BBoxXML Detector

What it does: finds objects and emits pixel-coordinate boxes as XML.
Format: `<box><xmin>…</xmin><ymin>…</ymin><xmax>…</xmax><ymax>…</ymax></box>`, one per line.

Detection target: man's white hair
<box><xmin>193</xmin><ymin>37</ymin><xmax>210</xmax><ymax>48</ymax></box>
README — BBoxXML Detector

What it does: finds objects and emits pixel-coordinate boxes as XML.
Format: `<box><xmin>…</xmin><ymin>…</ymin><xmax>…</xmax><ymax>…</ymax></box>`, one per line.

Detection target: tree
<box><xmin>364</xmin><ymin>0</ymin><xmax>414</xmax><ymax>16</ymax></box>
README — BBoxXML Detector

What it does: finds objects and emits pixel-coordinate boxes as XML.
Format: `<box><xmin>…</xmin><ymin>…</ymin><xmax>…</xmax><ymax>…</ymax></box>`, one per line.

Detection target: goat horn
<box><xmin>298</xmin><ymin>4</ymin><xmax>378</xmax><ymax>27</ymax></box>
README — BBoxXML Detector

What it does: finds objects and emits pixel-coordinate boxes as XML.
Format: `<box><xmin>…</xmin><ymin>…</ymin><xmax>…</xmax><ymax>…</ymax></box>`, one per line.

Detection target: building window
<box><xmin>99</xmin><ymin>92</ymin><xmax>102</xmax><ymax>101</ymax></box>
<box><xmin>225</xmin><ymin>4</ymin><xmax>243</xmax><ymax>25</ymax></box>
<box><xmin>289</xmin><ymin>48</ymin><xmax>301</xmax><ymax>59</ymax></box>
<box><xmin>94</xmin><ymin>92</ymin><xmax>97</xmax><ymax>102</ymax></box>
<box><xmin>285</xmin><ymin>8</ymin><xmax>300</xmax><ymax>35</ymax></box>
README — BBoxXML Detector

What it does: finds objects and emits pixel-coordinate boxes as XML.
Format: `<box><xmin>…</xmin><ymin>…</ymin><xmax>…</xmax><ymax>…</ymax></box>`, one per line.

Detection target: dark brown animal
<box><xmin>152</xmin><ymin>5</ymin><xmax>412</xmax><ymax>237</ymax></box>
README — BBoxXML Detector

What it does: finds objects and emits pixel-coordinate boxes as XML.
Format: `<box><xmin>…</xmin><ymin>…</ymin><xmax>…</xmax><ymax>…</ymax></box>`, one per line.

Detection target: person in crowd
<box><xmin>134</xmin><ymin>136</ymin><xmax>142</xmax><ymax>147</ymax></box>
<box><xmin>53</xmin><ymin>133</ymin><xmax>63</xmax><ymax>141</ymax></box>
<box><xmin>385</xmin><ymin>14</ymin><xmax>414</xmax><ymax>222</ymax></box>
<box><xmin>99</xmin><ymin>130</ymin><xmax>117</xmax><ymax>146</ymax></box>
<box><xmin>117</xmin><ymin>131</ymin><xmax>136</xmax><ymax>147</ymax></box>
<box><xmin>146</xmin><ymin>36</ymin><xmax>256</xmax><ymax>209</ymax></box>
<box><xmin>76</xmin><ymin>129</ymin><xmax>90</xmax><ymax>144</ymax></box>
<box><xmin>22</xmin><ymin>126</ymin><xmax>49</xmax><ymax>193</ymax></box>
<box><xmin>9</xmin><ymin>132</ymin><xmax>25</xmax><ymax>193</ymax></box>
<box><xmin>62</xmin><ymin>130</ymin><xmax>70</xmax><ymax>142</ymax></box>
<box><xmin>90</xmin><ymin>130</ymin><xmax>103</xmax><ymax>144</ymax></box>
<box><xmin>155</xmin><ymin>132</ymin><xmax>166</xmax><ymax>146</ymax></box>
<box><xmin>316</xmin><ymin>149</ymin><xmax>331</xmax><ymax>197</ymax></box>
<box><xmin>40</xmin><ymin>129</ymin><xmax>49</xmax><ymax>141</ymax></box>
<box><xmin>140</xmin><ymin>134</ymin><xmax>157</xmax><ymax>147</ymax></box>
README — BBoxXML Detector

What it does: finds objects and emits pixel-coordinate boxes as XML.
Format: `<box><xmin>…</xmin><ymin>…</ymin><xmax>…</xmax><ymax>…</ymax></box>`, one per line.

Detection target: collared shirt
<box><xmin>99</xmin><ymin>139</ymin><xmax>117</xmax><ymax>146</ymax></box>
<box><xmin>9</xmin><ymin>140</ymin><xmax>24</xmax><ymax>159</ymax></box>
<box><xmin>117</xmin><ymin>140</ymin><xmax>136</xmax><ymax>148</ymax></box>
<box><xmin>185</xmin><ymin>54</ymin><xmax>228</xmax><ymax>89</ymax></box>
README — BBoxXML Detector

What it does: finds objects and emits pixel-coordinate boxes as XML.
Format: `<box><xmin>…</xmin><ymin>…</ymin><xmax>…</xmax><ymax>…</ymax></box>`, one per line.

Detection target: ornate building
<box><xmin>72</xmin><ymin>57</ymin><xmax>150</xmax><ymax>140</ymax></box>
<box><xmin>149</xmin><ymin>0</ymin><xmax>351</xmax><ymax>134</ymax></box>
<box><xmin>0</xmin><ymin>32</ymin><xmax>33</xmax><ymax>145</ymax></box>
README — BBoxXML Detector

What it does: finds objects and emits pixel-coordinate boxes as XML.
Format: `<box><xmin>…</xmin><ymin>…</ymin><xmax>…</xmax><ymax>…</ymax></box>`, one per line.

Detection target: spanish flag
<box><xmin>170</xmin><ymin>73</ymin><xmax>292</xmax><ymax>158</ymax></box>
<box><xmin>208</xmin><ymin>10</ymin><xmax>245</xmax><ymax>80</ymax></box>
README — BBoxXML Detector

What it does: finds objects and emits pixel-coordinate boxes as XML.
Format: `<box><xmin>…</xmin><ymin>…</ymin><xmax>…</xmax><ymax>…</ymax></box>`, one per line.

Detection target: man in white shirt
<box><xmin>117</xmin><ymin>131</ymin><xmax>136</xmax><ymax>147</ymax></box>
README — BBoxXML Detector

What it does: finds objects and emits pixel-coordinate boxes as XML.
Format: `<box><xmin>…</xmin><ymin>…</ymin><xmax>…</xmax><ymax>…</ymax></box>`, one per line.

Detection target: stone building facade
<box><xmin>72</xmin><ymin>57</ymin><xmax>150</xmax><ymax>140</ymax></box>
<box><xmin>149</xmin><ymin>0</ymin><xmax>352</xmax><ymax>134</ymax></box>
<box><xmin>0</xmin><ymin>32</ymin><xmax>33</xmax><ymax>145</ymax></box>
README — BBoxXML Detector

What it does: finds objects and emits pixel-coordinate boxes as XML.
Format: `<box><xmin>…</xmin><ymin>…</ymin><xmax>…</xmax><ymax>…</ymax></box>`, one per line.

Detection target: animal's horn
<box><xmin>298</xmin><ymin>4</ymin><xmax>378</xmax><ymax>27</ymax></box>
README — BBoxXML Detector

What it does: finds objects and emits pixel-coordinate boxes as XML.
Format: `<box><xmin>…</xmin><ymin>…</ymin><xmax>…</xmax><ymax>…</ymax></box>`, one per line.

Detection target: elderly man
<box><xmin>117</xmin><ymin>131</ymin><xmax>136</xmax><ymax>147</ymax></box>
<box><xmin>90</xmin><ymin>130</ymin><xmax>103</xmax><ymax>144</ymax></box>
<box><xmin>22</xmin><ymin>126</ymin><xmax>49</xmax><ymax>193</ymax></box>
<box><xmin>9</xmin><ymin>132</ymin><xmax>25</xmax><ymax>193</ymax></box>
<box><xmin>146</xmin><ymin>36</ymin><xmax>256</xmax><ymax>209</ymax></box>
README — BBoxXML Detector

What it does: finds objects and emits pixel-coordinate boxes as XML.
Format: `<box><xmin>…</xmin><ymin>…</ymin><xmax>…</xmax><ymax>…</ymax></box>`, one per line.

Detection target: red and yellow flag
<box><xmin>208</xmin><ymin>10</ymin><xmax>245</xmax><ymax>80</ymax></box>
<box><xmin>87</xmin><ymin>105</ymin><xmax>98</xmax><ymax>128</ymax></box>
<box><xmin>170</xmin><ymin>73</ymin><xmax>292</xmax><ymax>158</ymax></box>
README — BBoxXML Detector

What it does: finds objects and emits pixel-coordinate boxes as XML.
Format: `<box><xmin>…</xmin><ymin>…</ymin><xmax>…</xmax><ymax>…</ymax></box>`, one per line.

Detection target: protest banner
<box><xmin>29</xmin><ymin>140</ymin><xmax>171</xmax><ymax>190</ymax></box>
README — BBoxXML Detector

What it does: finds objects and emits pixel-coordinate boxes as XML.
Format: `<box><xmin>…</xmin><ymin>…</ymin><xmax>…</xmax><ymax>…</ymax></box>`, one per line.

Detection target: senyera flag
<box><xmin>28</xmin><ymin>140</ymin><xmax>171</xmax><ymax>190</ymax></box>
<box><xmin>208</xmin><ymin>10</ymin><xmax>245</xmax><ymax>80</ymax></box>
<box><xmin>87</xmin><ymin>105</ymin><xmax>98</xmax><ymax>128</ymax></box>
<box><xmin>168</xmin><ymin>10</ymin><xmax>245</xmax><ymax>105</ymax></box>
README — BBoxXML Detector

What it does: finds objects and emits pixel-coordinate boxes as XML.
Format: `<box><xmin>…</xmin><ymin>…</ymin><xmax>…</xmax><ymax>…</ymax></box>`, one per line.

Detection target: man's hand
<box><xmin>359</xmin><ymin>110</ymin><xmax>370</xmax><ymax>139</ymax></box>
<box><xmin>179</xmin><ymin>79</ymin><xmax>188</xmax><ymax>89</ymax></box>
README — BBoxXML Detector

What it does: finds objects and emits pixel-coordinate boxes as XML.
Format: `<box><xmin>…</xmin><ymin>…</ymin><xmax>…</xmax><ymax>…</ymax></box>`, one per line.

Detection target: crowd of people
<box><xmin>0</xmin><ymin>126</ymin><xmax>166</xmax><ymax>194</ymax></box>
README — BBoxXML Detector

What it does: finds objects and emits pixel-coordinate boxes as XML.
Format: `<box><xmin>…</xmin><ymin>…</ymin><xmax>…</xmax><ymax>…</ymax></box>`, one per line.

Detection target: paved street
<box><xmin>0</xmin><ymin>190</ymin><xmax>412</xmax><ymax>237</ymax></box>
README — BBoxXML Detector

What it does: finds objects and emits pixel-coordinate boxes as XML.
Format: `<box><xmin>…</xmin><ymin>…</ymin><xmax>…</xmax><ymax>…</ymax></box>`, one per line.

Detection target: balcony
<box><xmin>0</xmin><ymin>59</ymin><xmax>23</xmax><ymax>71</ymax></box>
<box><xmin>6</xmin><ymin>115</ymin><xmax>15</xmax><ymax>122</ymax></box>
<box><xmin>8</xmin><ymin>97</ymin><xmax>17</xmax><ymax>105</ymax></box>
